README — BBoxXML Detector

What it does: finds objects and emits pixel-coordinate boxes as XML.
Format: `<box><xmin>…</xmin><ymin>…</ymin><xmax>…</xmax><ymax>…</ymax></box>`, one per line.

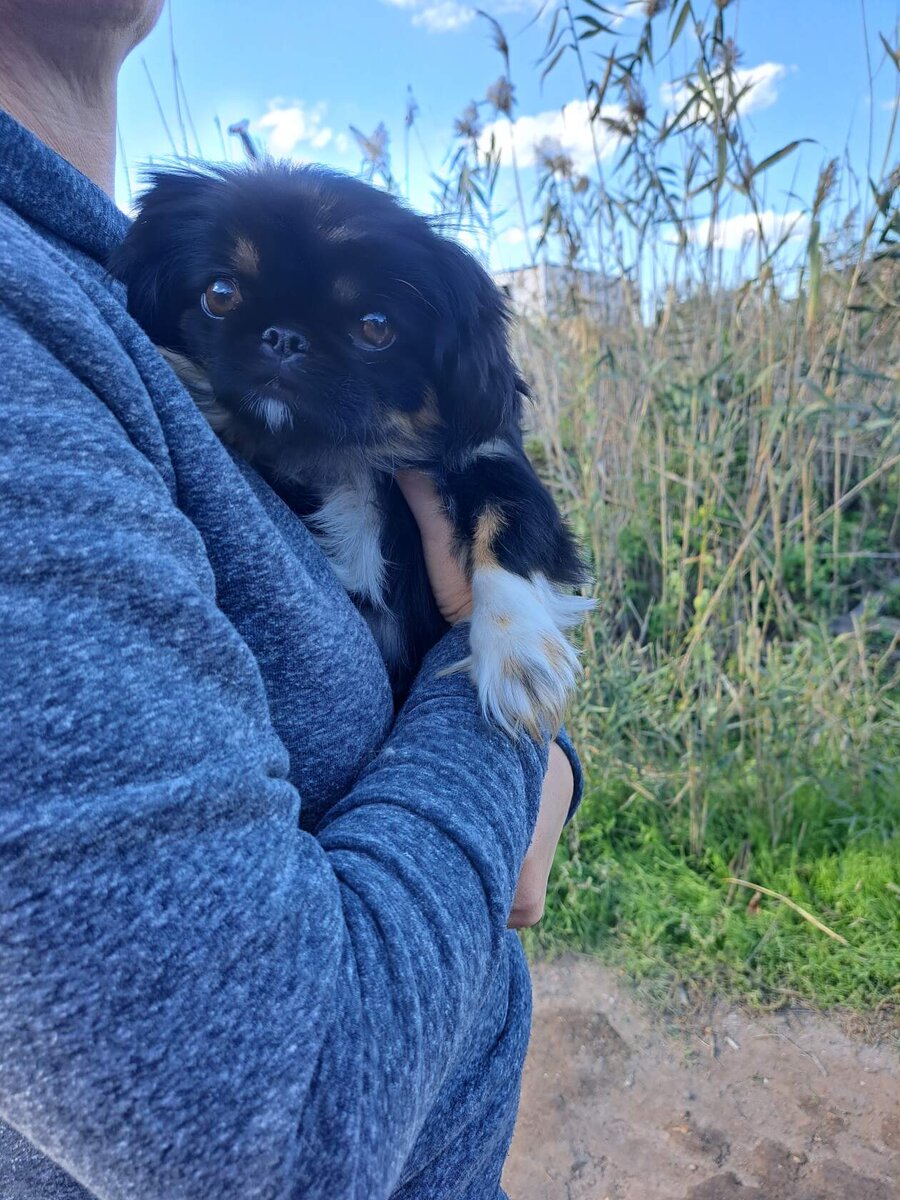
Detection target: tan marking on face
<box><xmin>473</xmin><ymin>507</ymin><xmax>505</xmax><ymax>570</ymax></box>
<box><xmin>412</xmin><ymin>387</ymin><xmax>443</xmax><ymax>433</ymax></box>
<box><xmin>232</xmin><ymin>237</ymin><xmax>260</xmax><ymax>277</ymax></box>
<box><xmin>375</xmin><ymin>389</ymin><xmax>445</xmax><ymax>461</ymax></box>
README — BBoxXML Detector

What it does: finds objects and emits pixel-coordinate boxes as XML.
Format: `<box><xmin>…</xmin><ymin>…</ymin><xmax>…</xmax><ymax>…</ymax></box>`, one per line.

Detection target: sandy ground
<box><xmin>504</xmin><ymin>955</ymin><xmax>899</xmax><ymax>1200</ymax></box>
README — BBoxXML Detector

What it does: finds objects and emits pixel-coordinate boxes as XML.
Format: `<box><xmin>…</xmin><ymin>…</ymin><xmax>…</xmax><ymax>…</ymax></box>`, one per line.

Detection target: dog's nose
<box><xmin>261</xmin><ymin>326</ymin><xmax>309</xmax><ymax>360</ymax></box>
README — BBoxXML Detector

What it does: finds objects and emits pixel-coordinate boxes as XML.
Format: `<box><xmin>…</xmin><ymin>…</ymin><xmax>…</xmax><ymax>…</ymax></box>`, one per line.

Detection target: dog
<box><xmin>111</xmin><ymin>163</ymin><xmax>592</xmax><ymax>738</ymax></box>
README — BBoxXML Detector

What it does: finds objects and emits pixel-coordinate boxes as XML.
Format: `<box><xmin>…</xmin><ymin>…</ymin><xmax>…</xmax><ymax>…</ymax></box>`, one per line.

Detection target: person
<box><xmin>0</xmin><ymin>3</ymin><xmax>581</xmax><ymax>1197</ymax></box>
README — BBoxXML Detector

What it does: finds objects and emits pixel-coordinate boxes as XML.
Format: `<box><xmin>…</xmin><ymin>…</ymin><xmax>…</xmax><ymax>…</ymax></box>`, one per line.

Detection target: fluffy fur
<box><xmin>111</xmin><ymin>162</ymin><xmax>591</xmax><ymax>737</ymax></box>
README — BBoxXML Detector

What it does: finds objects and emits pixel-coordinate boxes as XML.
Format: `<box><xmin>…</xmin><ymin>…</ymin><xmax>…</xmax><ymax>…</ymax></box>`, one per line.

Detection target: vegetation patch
<box><xmin>500</xmin><ymin>3</ymin><xmax>900</xmax><ymax>1016</ymax></box>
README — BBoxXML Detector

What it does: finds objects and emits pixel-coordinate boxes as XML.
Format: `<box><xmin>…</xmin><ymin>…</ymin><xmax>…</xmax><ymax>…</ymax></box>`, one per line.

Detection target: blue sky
<box><xmin>117</xmin><ymin>1</ymin><xmax>900</xmax><ymax>273</ymax></box>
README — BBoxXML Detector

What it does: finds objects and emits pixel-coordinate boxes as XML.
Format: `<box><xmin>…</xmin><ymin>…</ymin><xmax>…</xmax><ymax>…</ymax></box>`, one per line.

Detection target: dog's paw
<box><xmin>465</xmin><ymin>568</ymin><xmax>594</xmax><ymax>739</ymax></box>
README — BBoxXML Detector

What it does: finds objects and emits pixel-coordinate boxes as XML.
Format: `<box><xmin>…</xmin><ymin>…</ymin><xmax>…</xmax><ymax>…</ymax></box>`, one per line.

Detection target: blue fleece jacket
<box><xmin>0</xmin><ymin>112</ymin><xmax>581</xmax><ymax>1200</ymax></box>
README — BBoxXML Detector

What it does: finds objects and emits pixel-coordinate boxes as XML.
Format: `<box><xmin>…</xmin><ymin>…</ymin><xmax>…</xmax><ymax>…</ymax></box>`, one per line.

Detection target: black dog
<box><xmin>112</xmin><ymin>163</ymin><xmax>591</xmax><ymax>737</ymax></box>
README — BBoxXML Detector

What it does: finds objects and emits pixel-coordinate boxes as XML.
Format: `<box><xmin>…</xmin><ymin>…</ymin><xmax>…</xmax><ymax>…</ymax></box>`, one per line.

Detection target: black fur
<box><xmin>111</xmin><ymin>162</ymin><xmax>586</xmax><ymax>705</ymax></box>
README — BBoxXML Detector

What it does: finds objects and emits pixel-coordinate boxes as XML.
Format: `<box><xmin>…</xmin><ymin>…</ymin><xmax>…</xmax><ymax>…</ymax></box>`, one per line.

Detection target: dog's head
<box><xmin>111</xmin><ymin>163</ymin><xmax>524</xmax><ymax>462</ymax></box>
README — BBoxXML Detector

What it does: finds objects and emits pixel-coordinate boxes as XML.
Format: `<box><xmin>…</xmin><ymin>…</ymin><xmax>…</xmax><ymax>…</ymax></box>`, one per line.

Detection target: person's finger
<box><xmin>395</xmin><ymin>470</ymin><xmax>473</xmax><ymax>624</ymax></box>
<box><xmin>394</xmin><ymin>469</ymin><xmax>443</xmax><ymax>529</ymax></box>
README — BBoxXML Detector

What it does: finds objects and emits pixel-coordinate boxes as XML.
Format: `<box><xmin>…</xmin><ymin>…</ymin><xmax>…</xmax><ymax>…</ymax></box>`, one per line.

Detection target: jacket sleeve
<box><xmin>554</xmin><ymin>727</ymin><xmax>584</xmax><ymax>823</ymax></box>
<box><xmin>0</xmin><ymin>304</ymin><xmax>545</xmax><ymax>1200</ymax></box>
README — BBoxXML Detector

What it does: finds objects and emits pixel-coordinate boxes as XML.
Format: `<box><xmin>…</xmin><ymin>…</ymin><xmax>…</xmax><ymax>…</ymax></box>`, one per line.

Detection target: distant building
<box><xmin>494</xmin><ymin>263</ymin><xmax>630</xmax><ymax>324</ymax></box>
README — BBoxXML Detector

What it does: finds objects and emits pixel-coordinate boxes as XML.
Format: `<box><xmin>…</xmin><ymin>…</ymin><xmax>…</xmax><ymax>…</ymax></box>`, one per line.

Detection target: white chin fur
<box><xmin>259</xmin><ymin>397</ymin><xmax>292</xmax><ymax>434</ymax></box>
<box><xmin>461</xmin><ymin>568</ymin><xmax>594</xmax><ymax>739</ymax></box>
<box><xmin>307</xmin><ymin>474</ymin><xmax>387</xmax><ymax>611</ymax></box>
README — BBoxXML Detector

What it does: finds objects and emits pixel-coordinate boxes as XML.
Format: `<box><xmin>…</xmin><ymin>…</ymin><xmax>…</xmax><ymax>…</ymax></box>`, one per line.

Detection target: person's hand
<box><xmin>508</xmin><ymin>740</ymin><xmax>573</xmax><ymax>928</ymax></box>
<box><xmin>397</xmin><ymin>470</ymin><xmax>573</xmax><ymax>927</ymax></box>
<box><xmin>395</xmin><ymin>470</ymin><xmax>472</xmax><ymax>625</ymax></box>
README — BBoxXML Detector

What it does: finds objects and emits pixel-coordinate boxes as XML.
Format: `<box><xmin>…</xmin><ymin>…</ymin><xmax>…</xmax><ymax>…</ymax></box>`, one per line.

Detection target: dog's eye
<box><xmin>201</xmin><ymin>277</ymin><xmax>242</xmax><ymax>319</ymax></box>
<box><xmin>355</xmin><ymin>312</ymin><xmax>395</xmax><ymax>350</ymax></box>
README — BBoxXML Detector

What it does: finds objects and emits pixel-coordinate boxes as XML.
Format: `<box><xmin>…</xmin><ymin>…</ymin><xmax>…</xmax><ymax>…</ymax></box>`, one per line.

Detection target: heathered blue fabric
<box><xmin>0</xmin><ymin>111</ymin><xmax>581</xmax><ymax>1200</ymax></box>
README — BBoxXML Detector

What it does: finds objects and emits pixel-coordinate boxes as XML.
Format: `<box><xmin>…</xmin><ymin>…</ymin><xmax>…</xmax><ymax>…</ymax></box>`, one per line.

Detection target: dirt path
<box><xmin>504</xmin><ymin>955</ymin><xmax>899</xmax><ymax>1200</ymax></box>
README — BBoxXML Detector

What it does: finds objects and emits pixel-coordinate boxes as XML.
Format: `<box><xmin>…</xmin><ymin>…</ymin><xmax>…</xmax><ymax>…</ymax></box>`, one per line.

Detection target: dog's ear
<box><xmin>109</xmin><ymin>168</ymin><xmax>223</xmax><ymax>351</ymax></box>
<box><xmin>429</xmin><ymin>235</ymin><xmax>526</xmax><ymax>445</ymax></box>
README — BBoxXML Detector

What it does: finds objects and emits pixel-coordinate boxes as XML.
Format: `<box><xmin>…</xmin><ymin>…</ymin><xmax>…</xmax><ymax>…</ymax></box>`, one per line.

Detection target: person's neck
<box><xmin>0</xmin><ymin>41</ymin><xmax>118</xmax><ymax>196</ymax></box>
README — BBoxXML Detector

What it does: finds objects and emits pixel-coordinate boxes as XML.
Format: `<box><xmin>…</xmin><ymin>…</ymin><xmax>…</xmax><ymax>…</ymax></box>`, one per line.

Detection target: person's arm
<box><xmin>0</xmin><ymin>303</ymin><xmax>544</xmax><ymax>1199</ymax></box>
<box><xmin>507</xmin><ymin>740</ymin><xmax>573</xmax><ymax>927</ymax></box>
<box><xmin>395</xmin><ymin>470</ymin><xmax>586</xmax><ymax>928</ymax></box>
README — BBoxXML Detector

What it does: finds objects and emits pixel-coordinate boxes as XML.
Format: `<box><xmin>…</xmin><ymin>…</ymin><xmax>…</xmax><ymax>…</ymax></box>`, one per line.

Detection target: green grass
<box><xmin>526</xmin><ymin>682</ymin><xmax>900</xmax><ymax>1012</ymax></box>
<box><xmin>463</xmin><ymin>1</ymin><xmax>900</xmax><ymax>1015</ymax></box>
<box><xmin>514</xmin><ymin>256</ymin><xmax>898</xmax><ymax>1016</ymax></box>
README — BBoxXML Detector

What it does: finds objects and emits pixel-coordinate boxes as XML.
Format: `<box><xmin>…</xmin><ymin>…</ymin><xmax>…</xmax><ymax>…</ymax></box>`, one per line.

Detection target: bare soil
<box><xmin>504</xmin><ymin>955</ymin><xmax>899</xmax><ymax>1200</ymax></box>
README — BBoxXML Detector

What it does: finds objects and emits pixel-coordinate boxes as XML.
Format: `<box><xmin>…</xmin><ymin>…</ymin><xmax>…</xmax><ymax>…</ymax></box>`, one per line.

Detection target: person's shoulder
<box><xmin>0</xmin><ymin>199</ymin><xmax>146</xmax><ymax>392</ymax></box>
<box><xmin>0</xmin><ymin>199</ymin><xmax>180</xmax><ymax>477</ymax></box>
<box><xmin>0</xmin><ymin>195</ymin><xmax>35</xmax><ymax>245</ymax></box>
<box><xmin>0</xmin><ymin>195</ymin><xmax>69</xmax><ymax>280</ymax></box>
<box><xmin>1</xmin><ymin>197</ymin><xmax>113</xmax><ymax>330</ymax></box>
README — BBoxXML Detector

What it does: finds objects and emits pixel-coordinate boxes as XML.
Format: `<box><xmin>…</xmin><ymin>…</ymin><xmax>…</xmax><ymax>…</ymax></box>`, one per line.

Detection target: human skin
<box><xmin>397</xmin><ymin>470</ymin><xmax>574</xmax><ymax>928</ymax></box>
<box><xmin>0</xmin><ymin>1</ymin><xmax>164</xmax><ymax>197</ymax></box>
<box><xmin>0</xmin><ymin>0</ymin><xmax>573</xmax><ymax>927</ymax></box>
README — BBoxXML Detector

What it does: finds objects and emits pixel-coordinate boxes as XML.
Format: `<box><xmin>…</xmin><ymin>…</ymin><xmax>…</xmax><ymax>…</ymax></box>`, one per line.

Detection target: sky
<box><xmin>117</xmin><ymin>1</ymin><xmax>900</xmax><ymax>275</ymax></box>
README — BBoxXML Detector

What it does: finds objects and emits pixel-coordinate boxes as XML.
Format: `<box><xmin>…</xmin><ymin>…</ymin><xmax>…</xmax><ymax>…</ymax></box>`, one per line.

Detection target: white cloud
<box><xmin>417</xmin><ymin>1</ymin><xmax>475</xmax><ymax>31</ymax></box>
<box><xmin>605</xmin><ymin>1</ymin><xmax>643</xmax><ymax>26</ymax></box>
<box><xmin>733</xmin><ymin>62</ymin><xmax>788</xmax><ymax>113</ymax></box>
<box><xmin>692</xmin><ymin>208</ymin><xmax>808</xmax><ymax>251</ymax></box>
<box><xmin>251</xmin><ymin>100</ymin><xmax>334</xmax><ymax>159</ymax></box>
<box><xmin>380</xmin><ymin>0</ymin><xmax>474</xmax><ymax>31</ymax></box>
<box><xmin>479</xmin><ymin>99</ymin><xmax>625</xmax><ymax>175</ymax></box>
<box><xmin>662</xmin><ymin>62</ymin><xmax>788</xmax><ymax>120</ymax></box>
<box><xmin>380</xmin><ymin>0</ymin><xmax>539</xmax><ymax>34</ymax></box>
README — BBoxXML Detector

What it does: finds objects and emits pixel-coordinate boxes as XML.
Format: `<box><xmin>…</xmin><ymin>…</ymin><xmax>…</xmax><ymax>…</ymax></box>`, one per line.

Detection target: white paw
<box><xmin>464</xmin><ymin>568</ymin><xmax>594</xmax><ymax>739</ymax></box>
